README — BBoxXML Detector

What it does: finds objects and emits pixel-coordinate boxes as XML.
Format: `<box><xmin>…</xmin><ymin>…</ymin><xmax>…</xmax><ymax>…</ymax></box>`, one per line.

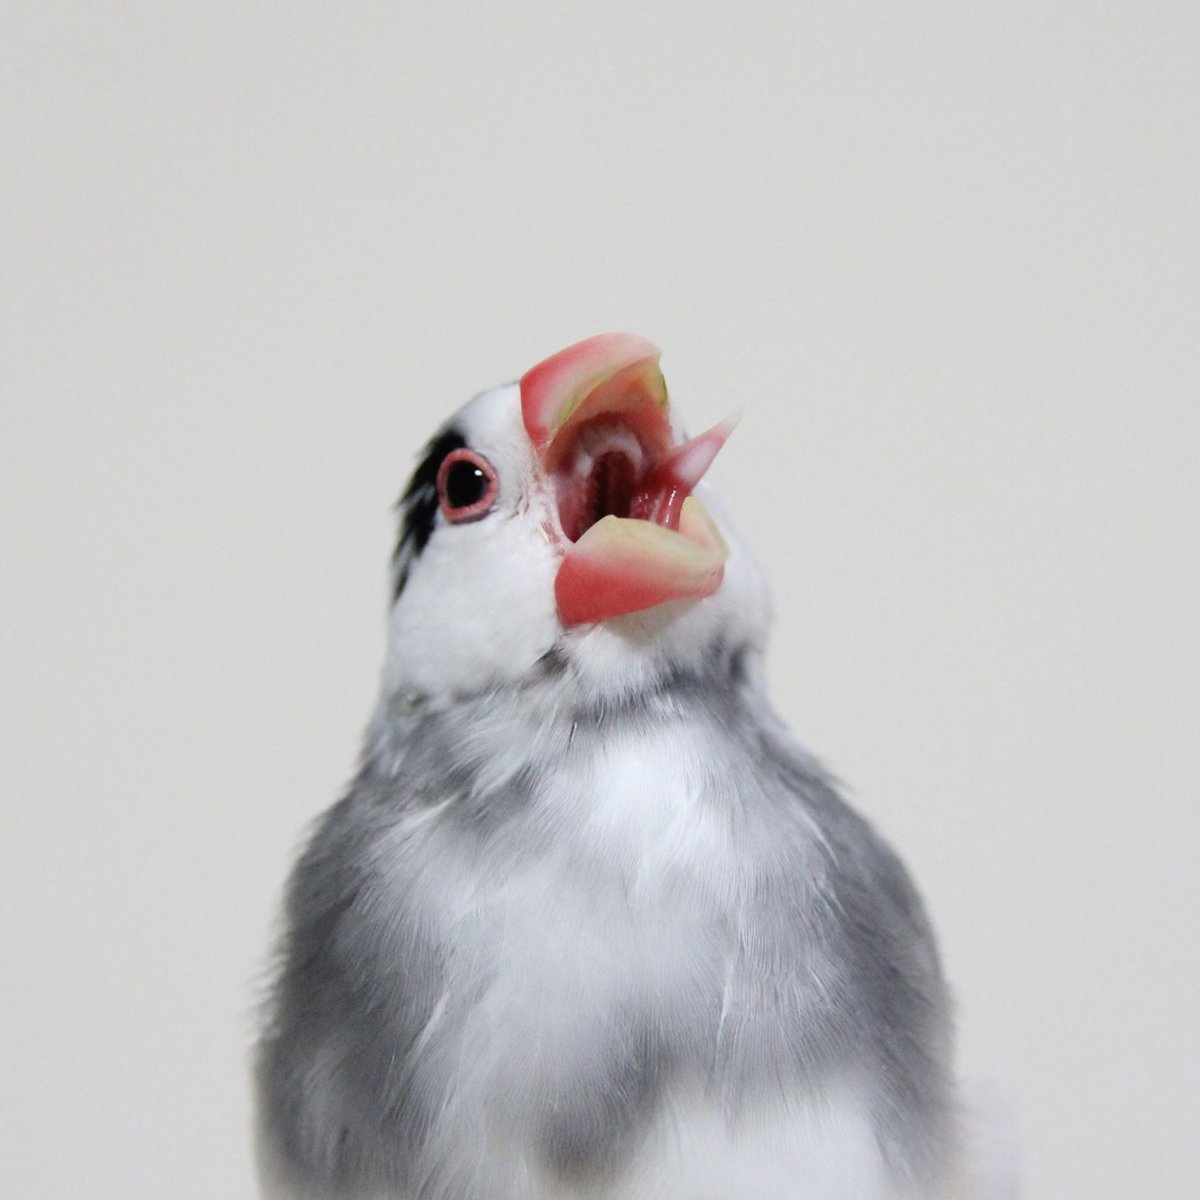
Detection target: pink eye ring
<box><xmin>436</xmin><ymin>448</ymin><xmax>498</xmax><ymax>523</ymax></box>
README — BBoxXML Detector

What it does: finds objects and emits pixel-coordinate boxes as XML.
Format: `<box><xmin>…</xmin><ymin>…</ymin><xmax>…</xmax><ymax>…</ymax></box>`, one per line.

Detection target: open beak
<box><xmin>520</xmin><ymin>333</ymin><xmax>733</xmax><ymax>627</ymax></box>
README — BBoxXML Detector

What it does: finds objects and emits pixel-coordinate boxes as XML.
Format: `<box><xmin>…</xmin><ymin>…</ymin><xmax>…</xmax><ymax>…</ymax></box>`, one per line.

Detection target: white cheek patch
<box><xmin>385</xmin><ymin>510</ymin><xmax>561</xmax><ymax>699</ymax></box>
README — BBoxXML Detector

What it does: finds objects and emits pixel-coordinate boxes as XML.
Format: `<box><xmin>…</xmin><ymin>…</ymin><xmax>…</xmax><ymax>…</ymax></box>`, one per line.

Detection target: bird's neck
<box><xmin>363</xmin><ymin>643</ymin><xmax>777</xmax><ymax>788</ymax></box>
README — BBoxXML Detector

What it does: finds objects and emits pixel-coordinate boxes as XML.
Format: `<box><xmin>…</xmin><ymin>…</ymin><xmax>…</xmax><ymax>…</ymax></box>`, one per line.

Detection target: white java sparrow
<box><xmin>257</xmin><ymin>335</ymin><xmax>989</xmax><ymax>1200</ymax></box>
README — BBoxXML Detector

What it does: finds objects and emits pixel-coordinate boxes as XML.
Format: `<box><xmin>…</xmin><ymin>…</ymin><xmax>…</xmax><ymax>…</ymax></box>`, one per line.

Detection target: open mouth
<box><xmin>521</xmin><ymin>333</ymin><xmax>732</xmax><ymax>627</ymax></box>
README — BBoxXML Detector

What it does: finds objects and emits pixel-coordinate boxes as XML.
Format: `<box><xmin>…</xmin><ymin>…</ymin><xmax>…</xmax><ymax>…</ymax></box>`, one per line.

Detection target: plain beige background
<box><xmin>3</xmin><ymin>4</ymin><xmax>1197</xmax><ymax>1198</ymax></box>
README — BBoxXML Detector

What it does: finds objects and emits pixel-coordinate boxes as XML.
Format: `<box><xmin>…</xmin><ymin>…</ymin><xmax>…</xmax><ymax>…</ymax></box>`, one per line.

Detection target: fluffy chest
<box><xmin>375</xmin><ymin>725</ymin><xmax>895</xmax><ymax>1198</ymax></box>
<box><xmin>403</xmin><ymin>722</ymin><xmax>743</xmax><ymax>1080</ymax></box>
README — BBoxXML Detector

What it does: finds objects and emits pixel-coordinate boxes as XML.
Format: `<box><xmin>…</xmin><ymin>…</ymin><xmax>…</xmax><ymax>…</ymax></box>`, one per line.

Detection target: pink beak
<box><xmin>520</xmin><ymin>333</ymin><xmax>734</xmax><ymax>627</ymax></box>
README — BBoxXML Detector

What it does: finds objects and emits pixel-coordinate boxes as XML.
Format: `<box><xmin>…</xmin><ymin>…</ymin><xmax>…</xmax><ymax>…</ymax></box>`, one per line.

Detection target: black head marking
<box><xmin>391</xmin><ymin>428</ymin><xmax>467</xmax><ymax>600</ymax></box>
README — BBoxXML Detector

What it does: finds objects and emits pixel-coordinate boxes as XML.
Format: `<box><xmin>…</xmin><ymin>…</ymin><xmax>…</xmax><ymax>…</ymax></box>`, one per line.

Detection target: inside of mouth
<box><xmin>554</xmin><ymin>416</ymin><xmax>670</xmax><ymax>542</ymax></box>
<box><xmin>560</xmin><ymin>449</ymin><xmax>637</xmax><ymax>542</ymax></box>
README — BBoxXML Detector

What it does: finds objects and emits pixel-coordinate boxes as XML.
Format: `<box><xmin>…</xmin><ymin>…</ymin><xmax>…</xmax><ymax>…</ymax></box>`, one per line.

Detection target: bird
<box><xmin>256</xmin><ymin>333</ymin><xmax>990</xmax><ymax>1200</ymax></box>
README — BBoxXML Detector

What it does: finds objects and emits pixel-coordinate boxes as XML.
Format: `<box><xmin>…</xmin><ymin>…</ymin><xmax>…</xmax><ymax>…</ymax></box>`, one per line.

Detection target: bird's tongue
<box><xmin>520</xmin><ymin>333</ymin><xmax>732</xmax><ymax>627</ymax></box>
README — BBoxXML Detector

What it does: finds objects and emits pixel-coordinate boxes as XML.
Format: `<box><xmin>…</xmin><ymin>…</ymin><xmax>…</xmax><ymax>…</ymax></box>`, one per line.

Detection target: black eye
<box><xmin>436</xmin><ymin>448</ymin><xmax>498</xmax><ymax>522</ymax></box>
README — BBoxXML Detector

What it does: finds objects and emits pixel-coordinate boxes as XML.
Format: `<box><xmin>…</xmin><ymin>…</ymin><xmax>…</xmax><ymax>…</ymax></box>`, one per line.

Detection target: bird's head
<box><xmin>382</xmin><ymin>334</ymin><xmax>771</xmax><ymax>708</ymax></box>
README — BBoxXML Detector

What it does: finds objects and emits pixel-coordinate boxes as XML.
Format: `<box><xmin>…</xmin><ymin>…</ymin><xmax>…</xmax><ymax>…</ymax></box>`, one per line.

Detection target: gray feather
<box><xmin>257</xmin><ymin>658</ymin><xmax>956</xmax><ymax>1198</ymax></box>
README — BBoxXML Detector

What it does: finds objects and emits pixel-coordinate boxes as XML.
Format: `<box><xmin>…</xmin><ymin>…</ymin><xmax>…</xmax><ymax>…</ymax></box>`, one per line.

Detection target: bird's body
<box><xmin>257</xmin><ymin>337</ymin><xmax>980</xmax><ymax>1199</ymax></box>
